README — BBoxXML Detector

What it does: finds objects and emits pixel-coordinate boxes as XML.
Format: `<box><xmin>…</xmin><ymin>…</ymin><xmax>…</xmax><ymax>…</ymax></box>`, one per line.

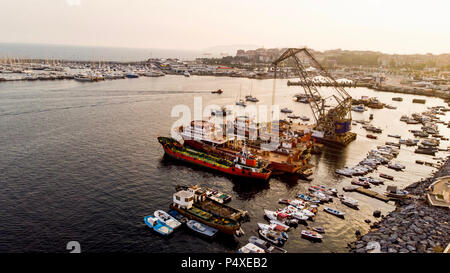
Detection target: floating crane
<box><xmin>272</xmin><ymin>48</ymin><xmax>356</xmax><ymax>147</ymax></box>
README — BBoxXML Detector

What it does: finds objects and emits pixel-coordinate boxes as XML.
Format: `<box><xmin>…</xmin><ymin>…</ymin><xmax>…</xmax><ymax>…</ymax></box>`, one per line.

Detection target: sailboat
<box><xmin>245</xmin><ymin>81</ymin><xmax>259</xmax><ymax>102</ymax></box>
<box><xmin>236</xmin><ymin>84</ymin><xmax>247</xmax><ymax>107</ymax></box>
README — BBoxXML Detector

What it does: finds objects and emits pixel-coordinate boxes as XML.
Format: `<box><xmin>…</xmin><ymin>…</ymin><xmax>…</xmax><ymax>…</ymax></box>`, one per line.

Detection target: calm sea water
<box><xmin>0</xmin><ymin>75</ymin><xmax>448</xmax><ymax>253</ymax></box>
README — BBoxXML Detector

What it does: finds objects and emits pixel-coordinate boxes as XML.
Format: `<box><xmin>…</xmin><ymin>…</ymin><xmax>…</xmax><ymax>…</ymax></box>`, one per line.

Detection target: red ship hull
<box><xmin>161</xmin><ymin>143</ymin><xmax>271</xmax><ymax>181</ymax></box>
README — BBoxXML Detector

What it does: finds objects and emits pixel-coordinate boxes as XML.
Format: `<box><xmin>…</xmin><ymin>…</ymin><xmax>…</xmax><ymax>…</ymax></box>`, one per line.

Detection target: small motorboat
<box><xmin>301</xmin><ymin>230</ymin><xmax>323</xmax><ymax>241</ymax></box>
<box><xmin>280</xmin><ymin>108</ymin><xmax>293</xmax><ymax>113</ymax></box>
<box><xmin>264</xmin><ymin>210</ymin><xmax>297</xmax><ymax>225</ymax></box>
<box><xmin>186</xmin><ymin>220</ymin><xmax>218</xmax><ymax>238</ymax></box>
<box><xmin>386</xmin><ymin>189</ymin><xmax>409</xmax><ymax>199</ymax></box>
<box><xmin>269</xmin><ymin>220</ymin><xmax>290</xmax><ymax>232</ymax></box>
<box><xmin>360</xmin><ymin>177</ymin><xmax>384</xmax><ymax>185</ymax></box>
<box><xmin>388</xmin><ymin>163</ymin><xmax>406</xmax><ymax>171</ymax></box>
<box><xmin>287</xmin><ymin>114</ymin><xmax>300</xmax><ymax>119</ymax></box>
<box><xmin>308</xmin><ymin>191</ymin><xmax>332</xmax><ymax>203</ymax></box>
<box><xmin>144</xmin><ymin>216</ymin><xmax>174</xmax><ymax>236</ymax></box>
<box><xmin>311</xmin><ymin>227</ymin><xmax>325</xmax><ymax>234</ymax></box>
<box><xmin>297</xmin><ymin>193</ymin><xmax>321</xmax><ymax>204</ymax></box>
<box><xmin>237</xmin><ymin>243</ymin><xmax>265</xmax><ymax>253</ymax></box>
<box><xmin>323</xmin><ymin>207</ymin><xmax>345</xmax><ymax>218</ymax></box>
<box><xmin>204</xmin><ymin>187</ymin><xmax>232</xmax><ymax>203</ymax></box>
<box><xmin>367</xmin><ymin>134</ymin><xmax>378</xmax><ymax>139</ymax></box>
<box><xmin>248</xmin><ymin>236</ymin><xmax>287</xmax><ymax>253</ymax></box>
<box><xmin>235</xmin><ymin>99</ymin><xmax>247</xmax><ymax>107</ymax></box>
<box><xmin>278</xmin><ymin>199</ymin><xmax>306</xmax><ymax>208</ymax></box>
<box><xmin>257</xmin><ymin>223</ymin><xmax>289</xmax><ymax>239</ymax></box>
<box><xmin>343</xmin><ymin>185</ymin><xmax>359</xmax><ymax>192</ymax></box>
<box><xmin>259</xmin><ymin>229</ymin><xmax>286</xmax><ymax>246</ymax></box>
<box><xmin>351</xmin><ymin>179</ymin><xmax>370</xmax><ymax>188</ymax></box>
<box><xmin>380</xmin><ymin>173</ymin><xmax>394</xmax><ymax>180</ymax></box>
<box><xmin>388</xmin><ymin>134</ymin><xmax>401</xmax><ymax>139</ymax></box>
<box><xmin>154</xmin><ymin>210</ymin><xmax>182</xmax><ymax>229</ymax></box>
<box><xmin>308</xmin><ymin>185</ymin><xmax>337</xmax><ymax>196</ymax></box>
<box><xmin>300</xmin><ymin>116</ymin><xmax>310</xmax><ymax>121</ymax></box>
<box><xmin>338</xmin><ymin>195</ymin><xmax>359</xmax><ymax>209</ymax></box>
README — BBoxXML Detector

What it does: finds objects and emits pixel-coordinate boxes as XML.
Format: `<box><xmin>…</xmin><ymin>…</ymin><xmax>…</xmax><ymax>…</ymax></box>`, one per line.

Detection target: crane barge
<box><xmin>272</xmin><ymin>48</ymin><xmax>356</xmax><ymax>147</ymax></box>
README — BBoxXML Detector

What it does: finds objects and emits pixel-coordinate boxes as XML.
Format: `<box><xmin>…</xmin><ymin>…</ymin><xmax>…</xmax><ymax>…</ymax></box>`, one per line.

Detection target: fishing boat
<box><xmin>248</xmin><ymin>236</ymin><xmax>287</xmax><ymax>253</ymax></box>
<box><xmin>280</xmin><ymin>206</ymin><xmax>310</xmax><ymax>221</ymax></box>
<box><xmin>154</xmin><ymin>210</ymin><xmax>182</xmax><ymax>229</ymax></box>
<box><xmin>257</xmin><ymin>223</ymin><xmax>289</xmax><ymax>239</ymax></box>
<box><xmin>316</xmin><ymin>185</ymin><xmax>338</xmax><ymax>196</ymax></box>
<box><xmin>386</xmin><ymin>189</ymin><xmax>409</xmax><ymax>199</ymax></box>
<box><xmin>323</xmin><ymin>207</ymin><xmax>345</xmax><ymax>218</ymax></box>
<box><xmin>237</xmin><ymin>243</ymin><xmax>265</xmax><ymax>253</ymax></box>
<box><xmin>301</xmin><ymin>230</ymin><xmax>323</xmax><ymax>241</ymax></box>
<box><xmin>414</xmin><ymin>148</ymin><xmax>436</xmax><ymax>156</ymax></box>
<box><xmin>300</xmin><ymin>116</ymin><xmax>310</xmax><ymax>121</ymax></box>
<box><xmin>186</xmin><ymin>220</ymin><xmax>219</xmax><ymax>238</ymax></box>
<box><xmin>235</xmin><ymin>99</ymin><xmax>247</xmax><ymax>107</ymax></box>
<box><xmin>287</xmin><ymin>114</ymin><xmax>300</xmax><ymax>119</ymax></box>
<box><xmin>168</xmin><ymin>209</ymin><xmax>188</xmax><ymax>224</ymax></box>
<box><xmin>158</xmin><ymin>137</ymin><xmax>271</xmax><ymax>180</ymax></box>
<box><xmin>366</xmin><ymin>134</ymin><xmax>377</xmax><ymax>139</ymax></box>
<box><xmin>351</xmin><ymin>179</ymin><xmax>370</xmax><ymax>188</ymax></box>
<box><xmin>380</xmin><ymin>173</ymin><xmax>394</xmax><ymax>180</ymax></box>
<box><xmin>144</xmin><ymin>216</ymin><xmax>174</xmax><ymax>236</ymax></box>
<box><xmin>269</xmin><ymin>220</ymin><xmax>290</xmax><ymax>232</ymax></box>
<box><xmin>258</xmin><ymin>229</ymin><xmax>285</xmax><ymax>246</ymax></box>
<box><xmin>388</xmin><ymin>134</ymin><xmax>401</xmax><ymax>139</ymax></box>
<box><xmin>170</xmin><ymin>189</ymin><xmax>245</xmax><ymax>236</ymax></box>
<box><xmin>338</xmin><ymin>195</ymin><xmax>359</xmax><ymax>209</ymax></box>
<box><xmin>392</xmin><ymin>97</ymin><xmax>403</xmax><ymax>102</ymax></box>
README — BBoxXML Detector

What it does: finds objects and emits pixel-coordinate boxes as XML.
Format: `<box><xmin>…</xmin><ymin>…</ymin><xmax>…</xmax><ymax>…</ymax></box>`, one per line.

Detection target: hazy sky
<box><xmin>1</xmin><ymin>0</ymin><xmax>449</xmax><ymax>54</ymax></box>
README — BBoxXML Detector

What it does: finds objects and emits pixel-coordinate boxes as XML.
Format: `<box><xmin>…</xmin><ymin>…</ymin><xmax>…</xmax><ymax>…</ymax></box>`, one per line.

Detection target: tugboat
<box><xmin>170</xmin><ymin>188</ymin><xmax>246</xmax><ymax>236</ymax></box>
<box><xmin>158</xmin><ymin>137</ymin><xmax>271</xmax><ymax>180</ymax></box>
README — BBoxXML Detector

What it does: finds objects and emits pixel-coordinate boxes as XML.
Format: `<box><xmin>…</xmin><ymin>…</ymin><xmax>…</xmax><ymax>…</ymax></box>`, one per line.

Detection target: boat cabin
<box><xmin>173</xmin><ymin>190</ymin><xmax>195</xmax><ymax>209</ymax></box>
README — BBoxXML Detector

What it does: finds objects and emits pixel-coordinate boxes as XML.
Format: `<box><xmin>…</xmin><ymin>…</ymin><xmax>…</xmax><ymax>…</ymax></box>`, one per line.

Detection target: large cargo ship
<box><xmin>158</xmin><ymin>137</ymin><xmax>272</xmax><ymax>180</ymax></box>
<box><xmin>179</xmin><ymin>120</ymin><xmax>314</xmax><ymax>175</ymax></box>
<box><xmin>169</xmin><ymin>188</ymin><xmax>246</xmax><ymax>236</ymax></box>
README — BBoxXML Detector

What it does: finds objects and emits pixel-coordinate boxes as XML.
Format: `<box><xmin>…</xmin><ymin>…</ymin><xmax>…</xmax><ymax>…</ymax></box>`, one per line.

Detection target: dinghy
<box><xmin>312</xmin><ymin>227</ymin><xmax>325</xmax><ymax>234</ymax></box>
<box><xmin>351</xmin><ymin>179</ymin><xmax>370</xmax><ymax>188</ymax></box>
<box><xmin>187</xmin><ymin>220</ymin><xmax>219</xmax><ymax>238</ymax></box>
<box><xmin>323</xmin><ymin>207</ymin><xmax>345</xmax><ymax>218</ymax></box>
<box><xmin>144</xmin><ymin>216</ymin><xmax>174</xmax><ymax>236</ymax></box>
<box><xmin>248</xmin><ymin>236</ymin><xmax>287</xmax><ymax>253</ymax></box>
<box><xmin>297</xmin><ymin>193</ymin><xmax>321</xmax><ymax>204</ymax></box>
<box><xmin>154</xmin><ymin>210</ymin><xmax>182</xmax><ymax>229</ymax></box>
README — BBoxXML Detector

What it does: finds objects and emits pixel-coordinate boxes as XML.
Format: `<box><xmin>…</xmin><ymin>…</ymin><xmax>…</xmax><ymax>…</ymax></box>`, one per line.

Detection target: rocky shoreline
<box><xmin>348</xmin><ymin>157</ymin><xmax>450</xmax><ymax>253</ymax></box>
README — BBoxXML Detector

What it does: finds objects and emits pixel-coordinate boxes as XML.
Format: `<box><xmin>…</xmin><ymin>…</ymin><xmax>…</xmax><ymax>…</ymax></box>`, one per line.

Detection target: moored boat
<box><xmin>248</xmin><ymin>236</ymin><xmax>287</xmax><ymax>253</ymax></box>
<box><xmin>186</xmin><ymin>220</ymin><xmax>219</xmax><ymax>238</ymax></box>
<box><xmin>301</xmin><ymin>230</ymin><xmax>323</xmax><ymax>241</ymax></box>
<box><xmin>158</xmin><ymin>137</ymin><xmax>271</xmax><ymax>180</ymax></box>
<box><xmin>323</xmin><ymin>207</ymin><xmax>345</xmax><ymax>218</ymax></box>
<box><xmin>154</xmin><ymin>210</ymin><xmax>182</xmax><ymax>230</ymax></box>
<box><xmin>237</xmin><ymin>243</ymin><xmax>265</xmax><ymax>253</ymax></box>
<box><xmin>380</xmin><ymin>173</ymin><xmax>394</xmax><ymax>180</ymax></box>
<box><xmin>144</xmin><ymin>216</ymin><xmax>174</xmax><ymax>236</ymax></box>
<box><xmin>258</xmin><ymin>229</ymin><xmax>285</xmax><ymax>246</ymax></box>
<box><xmin>338</xmin><ymin>195</ymin><xmax>359</xmax><ymax>209</ymax></box>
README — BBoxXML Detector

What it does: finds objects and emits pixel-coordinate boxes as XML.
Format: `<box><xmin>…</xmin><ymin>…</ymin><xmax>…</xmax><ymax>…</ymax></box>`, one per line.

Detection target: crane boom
<box><xmin>272</xmin><ymin>48</ymin><xmax>354</xmax><ymax>143</ymax></box>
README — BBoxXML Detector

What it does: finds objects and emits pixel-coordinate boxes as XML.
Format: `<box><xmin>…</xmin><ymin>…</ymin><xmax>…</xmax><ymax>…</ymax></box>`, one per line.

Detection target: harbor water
<box><xmin>0</xmin><ymin>75</ymin><xmax>448</xmax><ymax>252</ymax></box>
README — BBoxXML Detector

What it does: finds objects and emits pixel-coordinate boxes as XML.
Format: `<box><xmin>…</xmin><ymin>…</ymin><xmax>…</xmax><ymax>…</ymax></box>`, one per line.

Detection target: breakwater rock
<box><xmin>348</xmin><ymin>158</ymin><xmax>450</xmax><ymax>253</ymax></box>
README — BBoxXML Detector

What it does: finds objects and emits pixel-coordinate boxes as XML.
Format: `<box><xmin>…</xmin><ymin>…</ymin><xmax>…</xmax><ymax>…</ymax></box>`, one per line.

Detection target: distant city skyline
<box><xmin>1</xmin><ymin>0</ymin><xmax>449</xmax><ymax>55</ymax></box>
